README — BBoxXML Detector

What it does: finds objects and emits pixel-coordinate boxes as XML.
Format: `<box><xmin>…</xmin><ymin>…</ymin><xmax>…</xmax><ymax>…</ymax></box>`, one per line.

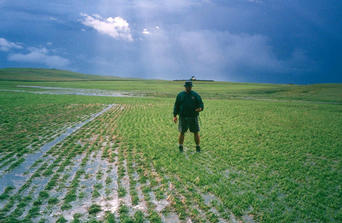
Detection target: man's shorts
<box><xmin>178</xmin><ymin>116</ymin><xmax>200</xmax><ymax>133</ymax></box>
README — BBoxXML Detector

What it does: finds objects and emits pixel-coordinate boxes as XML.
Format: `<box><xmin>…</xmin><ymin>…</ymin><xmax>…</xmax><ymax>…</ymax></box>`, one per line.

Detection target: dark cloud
<box><xmin>0</xmin><ymin>0</ymin><xmax>341</xmax><ymax>83</ymax></box>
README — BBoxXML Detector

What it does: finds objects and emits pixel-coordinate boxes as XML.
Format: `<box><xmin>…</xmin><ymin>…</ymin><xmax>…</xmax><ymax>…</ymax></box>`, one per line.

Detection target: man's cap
<box><xmin>184</xmin><ymin>81</ymin><xmax>193</xmax><ymax>87</ymax></box>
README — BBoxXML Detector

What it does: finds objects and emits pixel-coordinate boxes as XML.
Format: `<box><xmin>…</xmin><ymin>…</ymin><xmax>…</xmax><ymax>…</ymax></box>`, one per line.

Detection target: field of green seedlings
<box><xmin>2</xmin><ymin>80</ymin><xmax>342</xmax><ymax>103</ymax></box>
<box><xmin>0</xmin><ymin>71</ymin><xmax>341</xmax><ymax>222</ymax></box>
<box><xmin>0</xmin><ymin>92</ymin><xmax>108</xmax><ymax>173</ymax></box>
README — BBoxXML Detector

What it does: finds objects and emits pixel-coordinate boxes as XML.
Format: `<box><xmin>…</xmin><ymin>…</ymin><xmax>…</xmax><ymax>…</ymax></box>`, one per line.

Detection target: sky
<box><xmin>0</xmin><ymin>0</ymin><xmax>341</xmax><ymax>84</ymax></box>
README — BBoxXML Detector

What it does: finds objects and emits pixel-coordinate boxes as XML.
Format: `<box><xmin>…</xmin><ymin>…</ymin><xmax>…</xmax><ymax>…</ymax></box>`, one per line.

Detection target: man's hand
<box><xmin>195</xmin><ymin>107</ymin><xmax>202</xmax><ymax>112</ymax></box>
<box><xmin>173</xmin><ymin>116</ymin><xmax>178</xmax><ymax>123</ymax></box>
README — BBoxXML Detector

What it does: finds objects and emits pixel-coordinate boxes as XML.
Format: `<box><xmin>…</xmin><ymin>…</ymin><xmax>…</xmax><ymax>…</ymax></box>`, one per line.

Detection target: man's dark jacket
<box><xmin>173</xmin><ymin>90</ymin><xmax>204</xmax><ymax>117</ymax></box>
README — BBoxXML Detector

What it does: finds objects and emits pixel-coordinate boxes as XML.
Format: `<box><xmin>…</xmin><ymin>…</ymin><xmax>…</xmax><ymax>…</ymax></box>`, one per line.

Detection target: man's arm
<box><xmin>195</xmin><ymin>94</ymin><xmax>204</xmax><ymax>112</ymax></box>
<box><xmin>173</xmin><ymin>94</ymin><xmax>180</xmax><ymax>123</ymax></box>
<box><xmin>173</xmin><ymin>94</ymin><xmax>180</xmax><ymax>117</ymax></box>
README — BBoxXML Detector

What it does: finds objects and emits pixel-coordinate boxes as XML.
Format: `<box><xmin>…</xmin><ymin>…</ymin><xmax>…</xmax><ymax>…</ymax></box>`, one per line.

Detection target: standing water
<box><xmin>0</xmin><ymin>104</ymin><xmax>116</xmax><ymax>194</ymax></box>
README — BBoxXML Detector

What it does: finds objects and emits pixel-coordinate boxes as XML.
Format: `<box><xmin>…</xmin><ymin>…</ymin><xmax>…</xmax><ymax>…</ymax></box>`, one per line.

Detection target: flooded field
<box><xmin>0</xmin><ymin>99</ymin><xmax>240</xmax><ymax>222</ymax></box>
<box><xmin>0</xmin><ymin>104</ymin><xmax>115</xmax><ymax>193</ymax></box>
<box><xmin>0</xmin><ymin>85</ymin><xmax>138</xmax><ymax>97</ymax></box>
<box><xmin>0</xmin><ymin>104</ymin><xmax>175</xmax><ymax>222</ymax></box>
<box><xmin>0</xmin><ymin>81</ymin><xmax>341</xmax><ymax>222</ymax></box>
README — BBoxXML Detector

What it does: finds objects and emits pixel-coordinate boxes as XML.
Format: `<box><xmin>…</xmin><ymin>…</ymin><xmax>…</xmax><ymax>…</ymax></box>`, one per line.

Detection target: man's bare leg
<box><xmin>194</xmin><ymin>132</ymin><xmax>200</xmax><ymax>145</ymax></box>
<box><xmin>179</xmin><ymin>132</ymin><xmax>185</xmax><ymax>152</ymax></box>
<box><xmin>179</xmin><ymin>132</ymin><xmax>185</xmax><ymax>144</ymax></box>
<box><xmin>194</xmin><ymin>132</ymin><xmax>200</xmax><ymax>152</ymax></box>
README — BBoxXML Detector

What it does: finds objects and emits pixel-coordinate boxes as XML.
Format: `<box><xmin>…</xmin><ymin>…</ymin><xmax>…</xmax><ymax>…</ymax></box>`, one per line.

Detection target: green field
<box><xmin>0</xmin><ymin>68</ymin><xmax>341</xmax><ymax>222</ymax></box>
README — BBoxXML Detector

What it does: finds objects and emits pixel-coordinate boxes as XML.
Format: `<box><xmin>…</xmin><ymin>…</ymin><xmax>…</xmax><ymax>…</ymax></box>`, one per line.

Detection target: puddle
<box><xmin>0</xmin><ymin>104</ymin><xmax>116</xmax><ymax>194</ymax></box>
<box><xmin>0</xmin><ymin>105</ymin><xmax>128</xmax><ymax>221</ymax></box>
<box><xmin>162</xmin><ymin>212</ymin><xmax>181</xmax><ymax>223</ymax></box>
<box><xmin>96</xmin><ymin>149</ymin><xmax>120</xmax><ymax>219</ymax></box>
<box><xmin>48</xmin><ymin>147</ymin><xmax>120</xmax><ymax>222</ymax></box>
<box><xmin>199</xmin><ymin>190</ymin><xmax>238</xmax><ymax>223</ymax></box>
<box><xmin>42</xmin><ymin>150</ymin><xmax>104</xmax><ymax>221</ymax></box>
<box><xmin>149</xmin><ymin>190</ymin><xmax>169</xmax><ymax>212</ymax></box>
<box><xmin>2</xmin><ymin>85</ymin><xmax>140</xmax><ymax>97</ymax></box>
<box><xmin>242</xmin><ymin>214</ymin><xmax>256</xmax><ymax>223</ymax></box>
<box><xmin>202</xmin><ymin>193</ymin><xmax>217</xmax><ymax>206</ymax></box>
<box><xmin>0</xmin><ymin>88</ymin><xmax>137</xmax><ymax>97</ymax></box>
<box><xmin>134</xmin><ymin>183</ymin><xmax>148</xmax><ymax>212</ymax></box>
<box><xmin>119</xmin><ymin>159</ymin><xmax>132</xmax><ymax>207</ymax></box>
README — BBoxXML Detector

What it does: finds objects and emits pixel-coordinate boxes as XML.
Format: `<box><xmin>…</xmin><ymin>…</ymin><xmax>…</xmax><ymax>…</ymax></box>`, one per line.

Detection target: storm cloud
<box><xmin>0</xmin><ymin>0</ymin><xmax>341</xmax><ymax>83</ymax></box>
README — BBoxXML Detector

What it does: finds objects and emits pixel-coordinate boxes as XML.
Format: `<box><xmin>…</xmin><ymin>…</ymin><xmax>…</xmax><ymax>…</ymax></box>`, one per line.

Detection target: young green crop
<box><xmin>0</xmin><ymin>92</ymin><xmax>106</xmax><ymax>173</ymax></box>
<box><xmin>0</xmin><ymin>79</ymin><xmax>341</xmax><ymax>222</ymax></box>
<box><xmin>112</xmin><ymin>98</ymin><xmax>342</xmax><ymax>222</ymax></box>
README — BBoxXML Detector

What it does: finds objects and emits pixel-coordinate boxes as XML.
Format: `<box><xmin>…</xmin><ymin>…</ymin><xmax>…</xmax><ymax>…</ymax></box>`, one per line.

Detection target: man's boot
<box><xmin>179</xmin><ymin>145</ymin><xmax>184</xmax><ymax>152</ymax></box>
<box><xmin>196</xmin><ymin>145</ymin><xmax>201</xmax><ymax>152</ymax></box>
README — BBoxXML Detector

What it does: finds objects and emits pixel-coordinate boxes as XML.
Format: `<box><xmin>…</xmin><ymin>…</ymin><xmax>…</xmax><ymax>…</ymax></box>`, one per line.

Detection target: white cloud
<box><xmin>8</xmin><ymin>47</ymin><xmax>70</xmax><ymax>67</ymax></box>
<box><xmin>80</xmin><ymin>13</ymin><xmax>133</xmax><ymax>41</ymax></box>
<box><xmin>141</xmin><ymin>26</ymin><xmax>161</xmax><ymax>36</ymax></box>
<box><xmin>48</xmin><ymin>16</ymin><xmax>58</xmax><ymax>21</ymax></box>
<box><xmin>0</xmin><ymin>38</ymin><xmax>22</xmax><ymax>51</ymax></box>
<box><xmin>142</xmin><ymin>28</ymin><xmax>150</xmax><ymax>35</ymax></box>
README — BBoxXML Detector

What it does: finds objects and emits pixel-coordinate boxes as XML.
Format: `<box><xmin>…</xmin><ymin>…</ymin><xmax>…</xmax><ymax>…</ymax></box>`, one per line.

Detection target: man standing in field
<box><xmin>173</xmin><ymin>81</ymin><xmax>204</xmax><ymax>152</ymax></box>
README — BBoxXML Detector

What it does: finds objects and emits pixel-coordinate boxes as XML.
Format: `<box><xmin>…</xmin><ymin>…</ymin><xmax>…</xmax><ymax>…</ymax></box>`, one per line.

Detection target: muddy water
<box><xmin>0</xmin><ymin>104</ymin><xmax>116</xmax><ymax>194</ymax></box>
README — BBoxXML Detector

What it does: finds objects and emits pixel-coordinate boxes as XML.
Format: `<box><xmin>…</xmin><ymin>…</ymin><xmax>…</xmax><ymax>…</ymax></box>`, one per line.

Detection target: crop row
<box><xmin>1</xmin><ymin>103</ymin><xmax>185</xmax><ymax>222</ymax></box>
<box><xmin>111</xmin><ymin>99</ymin><xmax>342</xmax><ymax>223</ymax></box>
<box><xmin>0</xmin><ymin>103</ymin><xmax>106</xmax><ymax>175</ymax></box>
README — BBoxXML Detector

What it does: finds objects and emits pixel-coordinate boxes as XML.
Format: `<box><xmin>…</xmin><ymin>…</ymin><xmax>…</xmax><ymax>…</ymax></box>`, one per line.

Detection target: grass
<box><xmin>0</xmin><ymin>186</ymin><xmax>15</xmax><ymax>200</ymax></box>
<box><xmin>89</xmin><ymin>204</ymin><xmax>102</xmax><ymax>214</ymax></box>
<box><xmin>0</xmin><ymin>91</ymin><xmax>106</xmax><ymax>162</ymax></box>
<box><xmin>118</xmin><ymin>186</ymin><xmax>127</xmax><ymax>198</ymax></box>
<box><xmin>114</xmin><ymin>99</ymin><xmax>342</xmax><ymax>222</ymax></box>
<box><xmin>48</xmin><ymin>197</ymin><xmax>59</xmax><ymax>205</ymax></box>
<box><xmin>1</xmin><ymin>80</ymin><xmax>342</xmax><ymax>104</ymax></box>
<box><xmin>0</xmin><ymin>70</ymin><xmax>341</xmax><ymax>222</ymax></box>
<box><xmin>104</xmin><ymin>211</ymin><xmax>116</xmax><ymax>223</ymax></box>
